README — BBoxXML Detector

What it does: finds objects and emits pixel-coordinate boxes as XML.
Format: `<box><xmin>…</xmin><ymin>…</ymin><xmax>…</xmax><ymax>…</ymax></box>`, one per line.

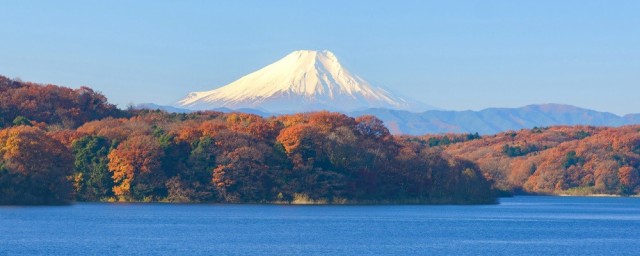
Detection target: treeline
<box><xmin>429</xmin><ymin>126</ymin><xmax>640</xmax><ymax>195</ymax></box>
<box><xmin>0</xmin><ymin>76</ymin><xmax>125</xmax><ymax>129</ymax></box>
<box><xmin>0</xmin><ymin>77</ymin><xmax>495</xmax><ymax>205</ymax></box>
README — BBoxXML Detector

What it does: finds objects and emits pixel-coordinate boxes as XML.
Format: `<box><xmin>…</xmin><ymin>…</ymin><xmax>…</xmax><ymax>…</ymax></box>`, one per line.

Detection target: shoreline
<box><xmin>505</xmin><ymin>193</ymin><xmax>640</xmax><ymax>198</ymax></box>
<box><xmin>556</xmin><ymin>193</ymin><xmax>622</xmax><ymax>197</ymax></box>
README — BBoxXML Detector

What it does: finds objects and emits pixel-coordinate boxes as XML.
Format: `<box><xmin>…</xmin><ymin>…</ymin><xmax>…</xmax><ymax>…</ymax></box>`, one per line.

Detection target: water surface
<box><xmin>1</xmin><ymin>196</ymin><xmax>639</xmax><ymax>255</ymax></box>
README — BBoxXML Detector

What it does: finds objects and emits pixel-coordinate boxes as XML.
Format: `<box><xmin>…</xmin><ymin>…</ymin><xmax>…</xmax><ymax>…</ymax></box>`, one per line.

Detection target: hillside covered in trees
<box><xmin>1</xmin><ymin>76</ymin><xmax>638</xmax><ymax>205</ymax></box>
<box><xmin>0</xmin><ymin>76</ymin><xmax>494</xmax><ymax>205</ymax></box>
<box><xmin>0</xmin><ymin>76</ymin><xmax>125</xmax><ymax>129</ymax></box>
<box><xmin>422</xmin><ymin>126</ymin><xmax>640</xmax><ymax>196</ymax></box>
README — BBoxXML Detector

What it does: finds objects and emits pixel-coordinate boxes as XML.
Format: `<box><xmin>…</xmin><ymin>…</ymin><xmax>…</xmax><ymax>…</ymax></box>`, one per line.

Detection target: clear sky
<box><xmin>1</xmin><ymin>1</ymin><xmax>638</xmax><ymax>115</ymax></box>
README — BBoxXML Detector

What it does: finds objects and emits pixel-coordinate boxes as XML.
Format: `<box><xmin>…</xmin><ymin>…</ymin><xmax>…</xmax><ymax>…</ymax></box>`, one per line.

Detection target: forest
<box><xmin>1</xmin><ymin>76</ymin><xmax>639</xmax><ymax>205</ymax></box>
<box><xmin>0</xmin><ymin>76</ymin><xmax>494</xmax><ymax>205</ymax></box>
<box><xmin>422</xmin><ymin>126</ymin><xmax>640</xmax><ymax>196</ymax></box>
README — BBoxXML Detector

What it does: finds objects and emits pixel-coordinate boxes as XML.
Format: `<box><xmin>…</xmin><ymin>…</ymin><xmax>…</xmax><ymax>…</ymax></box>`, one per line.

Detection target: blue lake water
<box><xmin>1</xmin><ymin>196</ymin><xmax>640</xmax><ymax>255</ymax></box>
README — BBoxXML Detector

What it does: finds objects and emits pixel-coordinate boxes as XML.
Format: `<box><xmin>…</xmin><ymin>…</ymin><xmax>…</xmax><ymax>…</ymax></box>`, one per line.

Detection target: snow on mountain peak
<box><xmin>177</xmin><ymin>50</ymin><xmax>428</xmax><ymax>113</ymax></box>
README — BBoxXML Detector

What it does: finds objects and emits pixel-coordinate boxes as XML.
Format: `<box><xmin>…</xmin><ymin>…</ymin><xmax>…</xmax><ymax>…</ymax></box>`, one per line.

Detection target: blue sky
<box><xmin>1</xmin><ymin>1</ymin><xmax>638</xmax><ymax>114</ymax></box>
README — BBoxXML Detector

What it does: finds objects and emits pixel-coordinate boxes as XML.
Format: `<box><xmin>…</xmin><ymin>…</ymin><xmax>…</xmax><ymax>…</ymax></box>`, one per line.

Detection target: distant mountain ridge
<box><xmin>137</xmin><ymin>103</ymin><xmax>640</xmax><ymax>135</ymax></box>
<box><xmin>353</xmin><ymin>104</ymin><xmax>637</xmax><ymax>135</ymax></box>
<box><xmin>176</xmin><ymin>50</ymin><xmax>431</xmax><ymax>112</ymax></box>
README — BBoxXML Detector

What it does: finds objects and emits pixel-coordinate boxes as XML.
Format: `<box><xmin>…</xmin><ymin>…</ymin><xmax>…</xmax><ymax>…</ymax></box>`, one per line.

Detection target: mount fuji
<box><xmin>177</xmin><ymin>50</ymin><xmax>431</xmax><ymax>113</ymax></box>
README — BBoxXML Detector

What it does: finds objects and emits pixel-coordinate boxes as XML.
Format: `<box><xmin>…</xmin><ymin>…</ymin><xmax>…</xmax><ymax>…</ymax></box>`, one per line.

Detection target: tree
<box><xmin>12</xmin><ymin>116</ymin><xmax>31</xmax><ymax>126</ymax></box>
<box><xmin>0</xmin><ymin>126</ymin><xmax>74</xmax><ymax>204</ymax></box>
<box><xmin>72</xmin><ymin>135</ymin><xmax>114</xmax><ymax>201</ymax></box>
<box><xmin>355</xmin><ymin>115</ymin><xmax>390</xmax><ymax>139</ymax></box>
<box><xmin>563</xmin><ymin>151</ymin><xmax>583</xmax><ymax>169</ymax></box>
<box><xmin>107</xmin><ymin>135</ymin><xmax>166</xmax><ymax>201</ymax></box>
<box><xmin>211</xmin><ymin>131</ymin><xmax>278</xmax><ymax>202</ymax></box>
<box><xmin>168</xmin><ymin>136</ymin><xmax>217</xmax><ymax>202</ymax></box>
<box><xmin>618</xmin><ymin>166</ymin><xmax>639</xmax><ymax>194</ymax></box>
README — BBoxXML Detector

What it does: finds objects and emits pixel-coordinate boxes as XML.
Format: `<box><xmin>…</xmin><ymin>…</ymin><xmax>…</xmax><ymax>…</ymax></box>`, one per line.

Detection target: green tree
<box><xmin>71</xmin><ymin>135</ymin><xmax>114</xmax><ymax>201</ymax></box>
<box><xmin>563</xmin><ymin>151</ymin><xmax>584</xmax><ymax>169</ymax></box>
<box><xmin>12</xmin><ymin>116</ymin><xmax>31</xmax><ymax>126</ymax></box>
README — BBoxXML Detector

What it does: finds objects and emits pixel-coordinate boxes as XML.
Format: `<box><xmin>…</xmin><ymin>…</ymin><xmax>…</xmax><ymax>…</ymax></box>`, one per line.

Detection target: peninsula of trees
<box><xmin>0</xmin><ymin>76</ymin><xmax>493</xmax><ymax>205</ymax></box>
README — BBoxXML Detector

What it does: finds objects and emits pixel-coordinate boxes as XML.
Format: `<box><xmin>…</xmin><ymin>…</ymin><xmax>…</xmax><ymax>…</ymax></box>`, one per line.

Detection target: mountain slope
<box><xmin>177</xmin><ymin>50</ymin><xmax>428</xmax><ymax>112</ymax></box>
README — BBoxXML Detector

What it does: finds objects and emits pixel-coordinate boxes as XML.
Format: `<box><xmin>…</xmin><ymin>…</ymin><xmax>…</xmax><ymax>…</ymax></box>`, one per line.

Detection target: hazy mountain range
<box><xmin>351</xmin><ymin>104</ymin><xmax>640</xmax><ymax>135</ymax></box>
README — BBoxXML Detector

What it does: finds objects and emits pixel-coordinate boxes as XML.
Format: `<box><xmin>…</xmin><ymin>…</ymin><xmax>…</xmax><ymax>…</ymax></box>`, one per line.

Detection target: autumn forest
<box><xmin>0</xmin><ymin>76</ymin><xmax>638</xmax><ymax>205</ymax></box>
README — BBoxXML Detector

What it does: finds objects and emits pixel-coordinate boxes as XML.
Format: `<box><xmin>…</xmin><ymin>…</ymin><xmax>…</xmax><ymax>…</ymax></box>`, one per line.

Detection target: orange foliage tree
<box><xmin>0</xmin><ymin>126</ymin><xmax>74</xmax><ymax>204</ymax></box>
<box><xmin>107</xmin><ymin>135</ymin><xmax>166</xmax><ymax>201</ymax></box>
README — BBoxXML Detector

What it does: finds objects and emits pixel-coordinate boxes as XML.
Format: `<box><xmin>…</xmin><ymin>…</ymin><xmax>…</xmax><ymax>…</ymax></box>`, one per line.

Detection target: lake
<box><xmin>1</xmin><ymin>196</ymin><xmax>639</xmax><ymax>255</ymax></box>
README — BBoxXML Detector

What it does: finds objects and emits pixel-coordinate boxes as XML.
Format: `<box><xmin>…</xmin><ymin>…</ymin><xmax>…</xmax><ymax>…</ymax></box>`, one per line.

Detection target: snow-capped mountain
<box><xmin>177</xmin><ymin>50</ymin><xmax>429</xmax><ymax>113</ymax></box>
